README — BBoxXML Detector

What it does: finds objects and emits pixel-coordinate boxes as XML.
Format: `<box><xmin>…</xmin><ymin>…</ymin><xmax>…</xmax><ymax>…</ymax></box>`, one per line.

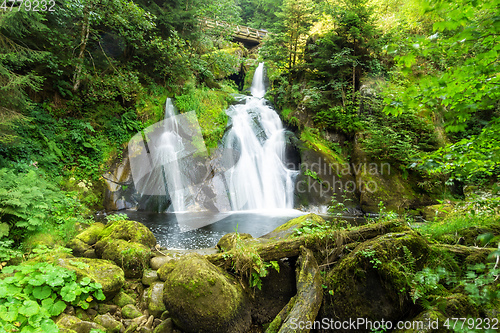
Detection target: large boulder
<box><xmin>95</xmin><ymin>238</ymin><xmax>152</xmax><ymax>278</ymax></box>
<box><xmin>160</xmin><ymin>254</ymin><xmax>251</xmax><ymax>333</ymax></box>
<box><xmin>98</xmin><ymin>219</ymin><xmax>156</xmax><ymax>248</ymax></box>
<box><xmin>319</xmin><ymin>230</ymin><xmax>430</xmax><ymax>332</ymax></box>
<box><xmin>56</xmin><ymin>257</ymin><xmax>125</xmax><ymax>299</ymax></box>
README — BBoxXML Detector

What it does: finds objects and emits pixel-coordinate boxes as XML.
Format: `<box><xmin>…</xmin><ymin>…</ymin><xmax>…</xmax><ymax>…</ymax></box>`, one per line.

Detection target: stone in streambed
<box><xmin>153</xmin><ymin>318</ymin><xmax>173</xmax><ymax>333</ymax></box>
<box><xmin>94</xmin><ymin>313</ymin><xmax>124</xmax><ymax>333</ymax></box>
<box><xmin>150</xmin><ymin>256</ymin><xmax>173</xmax><ymax>270</ymax></box>
<box><xmin>122</xmin><ymin>304</ymin><xmax>143</xmax><ymax>319</ymax></box>
<box><xmin>95</xmin><ymin>238</ymin><xmax>152</xmax><ymax>278</ymax></box>
<box><xmin>161</xmin><ymin>254</ymin><xmax>251</xmax><ymax>333</ymax></box>
<box><xmin>142</xmin><ymin>269</ymin><xmax>159</xmax><ymax>285</ymax></box>
<box><xmin>113</xmin><ymin>290</ymin><xmax>136</xmax><ymax>307</ymax></box>
<box><xmin>146</xmin><ymin>282</ymin><xmax>166</xmax><ymax>317</ymax></box>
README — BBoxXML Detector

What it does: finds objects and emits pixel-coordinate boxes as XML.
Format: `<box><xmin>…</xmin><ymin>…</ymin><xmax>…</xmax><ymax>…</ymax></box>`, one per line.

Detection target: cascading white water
<box><xmin>158</xmin><ymin>99</ymin><xmax>186</xmax><ymax>212</ymax></box>
<box><xmin>224</xmin><ymin>63</ymin><xmax>297</xmax><ymax>210</ymax></box>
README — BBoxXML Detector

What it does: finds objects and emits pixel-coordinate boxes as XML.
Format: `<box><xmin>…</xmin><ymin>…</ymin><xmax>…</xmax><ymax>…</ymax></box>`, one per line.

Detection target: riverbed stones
<box><xmin>146</xmin><ymin>282</ymin><xmax>166</xmax><ymax>317</ymax></box>
<box><xmin>161</xmin><ymin>254</ymin><xmax>251</xmax><ymax>333</ymax></box>
<box><xmin>113</xmin><ymin>290</ymin><xmax>136</xmax><ymax>307</ymax></box>
<box><xmin>216</xmin><ymin>232</ymin><xmax>253</xmax><ymax>251</ymax></box>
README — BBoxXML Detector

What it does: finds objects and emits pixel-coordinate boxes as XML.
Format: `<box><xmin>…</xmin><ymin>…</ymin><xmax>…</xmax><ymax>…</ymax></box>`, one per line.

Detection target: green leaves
<box><xmin>0</xmin><ymin>262</ymin><xmax>105</xmax><ymax>331</ymax></box>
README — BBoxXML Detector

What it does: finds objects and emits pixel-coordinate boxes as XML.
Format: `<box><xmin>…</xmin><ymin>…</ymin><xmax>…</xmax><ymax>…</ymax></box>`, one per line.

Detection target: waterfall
<box><xmin>223</xmin><ymin>63</ymin><xmax>298</xmax><ymax>210</ymax></box>
<box><xmin>129</xmin><ymin>63</ymin><xmax>297</xmax><ymax>220</ymax></box>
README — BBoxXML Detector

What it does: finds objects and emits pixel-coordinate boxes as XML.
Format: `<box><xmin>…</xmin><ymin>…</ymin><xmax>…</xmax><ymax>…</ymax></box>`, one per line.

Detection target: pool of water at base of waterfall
<box><xmin>114</xmin><ymin>210</ymin><xmax>305</xmax><ymax>250</ymax></box>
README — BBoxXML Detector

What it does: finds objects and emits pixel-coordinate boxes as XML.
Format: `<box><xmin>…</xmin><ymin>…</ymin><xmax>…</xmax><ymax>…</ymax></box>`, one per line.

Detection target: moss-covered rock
<box><xmin>23</xmin><ymin>232</ymin><xmax>64</xmax><ymax>250</ymax></box>
<box><xmin>113</xmin><ymin>290</ymin><xmax>136</xmax><ymax>307</ymax></box>
<box><xmin>122</xmin><ymin>304</ymin><xmax>143</xmax><ymax>319</ymax></box>
<box><xmin>320</xmin><ymin>230</ymin><xmax>430</xmax><ymax>328</ymax></box>
<box><xmin>216</xmin><ymin>233</ymin><xmax>253</xmax><ymax>251</ymax></box>
<box><xmin>150</xmin><ymin>256</ymin><xmax>173</xmax><ymax>270</ymax></box>
<box><xmin>142</xmin><ymin>269</ymin><xmax>159</xmax><ymax>285</ymax></box>
<box><xmin>94</xmin><ymin>313</ymin><xmax>123</xmax><ymax>333</ymax></box>
<box><xmin>95</xmin><ymin>238</ymin><xmax>152</xmax><ymax>278</ymax></box>
<box><xmin>56</xmin><ymin>257</ymin><xmax>125</xmax><ymax>298</ymax></box>
<box><xmin>147</xmin><ymin>282</ymin><xmax>166</xmax><ymax>317</ymax></box>
<box><xmin>75</xmin><ymin>222</ymin><xmax>106</xmax><ymax>245</ymax></box>
<box><xmin>67</xmin><ymin>238</ymin><xmax>91</xmax><ymax>257</ymax></box>
<box><xmin>262</xmin><ymin>213</ymin><xmax>325</xmax><ymax>240</ymax></box>
<box><xmin>153</xmin><ymin>318</ymin><xmax>173</xmax><ymax>333</ymax></box>
<box><xmin>392</xmin><ymin>310</ymin><xmax>449</xmax><ymax>332</ymax></box>
<box><xmin>161</xmin><ymin>254</ymin><xmax>251</xmax><ymax>333</ymax></box>
<box><xmin>98</xmin><ymin>219</ymin><xmax>156</xmax><ymax>248</ymax></box>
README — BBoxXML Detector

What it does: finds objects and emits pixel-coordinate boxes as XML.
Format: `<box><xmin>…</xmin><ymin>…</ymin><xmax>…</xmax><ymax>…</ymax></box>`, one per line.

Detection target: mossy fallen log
<box><xmin>206</xmin><ymin>221</ymin><xmax>403</xmax><ymax>268</ymax></box>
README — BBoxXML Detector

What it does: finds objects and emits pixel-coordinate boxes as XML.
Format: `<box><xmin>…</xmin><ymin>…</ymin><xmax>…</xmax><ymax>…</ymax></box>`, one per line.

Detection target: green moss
<box><xmin>112</xmin><ymin>290</ymin><xmax>135</xmax><ymax>307</ymax></box>
<box><xmin>161</xmin><ymin>254</ymin><xmax>250</xmax><ymax>333</ymax></box>
<box><xmin>75</xmin><ymin>222</ymin><xmax>106</xmax><ymax>245</ymax></box>
<box><xmin>322</xmin><ymin>231</ymin><xmax>430</xmax><ymax>322</ymax></box>
<box><xmin>23</xmin><ymin>232</ymin><xmax>64</xmax><ymax>250</ymax></box>
<box><xmin>264</xmin><ymin>213</ymin><xmax>326</xmax><ymax>241</ymax></box>
<box><xmin>95</xmin><ymin>238</ymin><xmax>152</xmax><ymax>278</ymax></box>
<box><xmin>300</xmin><ymin>127</ymin><xmax>345</xmax><ymax>165</ymax></box>
<box><xmin>98</xmin><ymin>219</ymin><xmax>156</xmax><ymax>248</ymax></box>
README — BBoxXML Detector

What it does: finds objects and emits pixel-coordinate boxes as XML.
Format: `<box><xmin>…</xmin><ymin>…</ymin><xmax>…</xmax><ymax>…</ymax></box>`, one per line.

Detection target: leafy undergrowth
<box><xmin>175</xmin><ymin>81</ymin><xmax>238</xmax><ymax>151</ymax></box>
<box><xmin>0</xmin><ymin>261</ymin><xmax>104</xmax><ymax>332</ymax></box>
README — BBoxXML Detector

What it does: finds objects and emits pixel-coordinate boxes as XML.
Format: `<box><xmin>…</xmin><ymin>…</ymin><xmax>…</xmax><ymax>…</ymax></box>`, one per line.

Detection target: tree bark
<box><xmin>73</xmin><ymin>3</ymin><xmax>91</xmax><ymax>92</ymax></box>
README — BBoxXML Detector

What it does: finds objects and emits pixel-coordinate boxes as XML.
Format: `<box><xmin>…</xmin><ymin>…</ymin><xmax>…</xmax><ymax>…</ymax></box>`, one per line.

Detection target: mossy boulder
<box><xmin>320</xmin><ymin>230</ymin><xmax>430</xmax><ymax>328</ymax></box>
<box><xmin>67</xmin><ymin>238</ymin><xmax>91</xmax><ymax>257</ymax></box>
<box><xmin>98</xmin><ymin>219</ymin><xmax>156</xmax><ymax>248</ymax></box>
<box><xmin>56</xmin><ymin>257</ymin><xmax>125</xmax><ymax>298</ymax></box>
<box><xmin>262</xmin><ymin>213</ymin><xmax>325</xmax><ymax>240</ymax></box>
<box><xmin>75</xmin><ymin>222</ymin><xmax>106</xmax><ymax>245</ymax></box>
<box><xmin>94</xmin><ymin>313</ymin><xmax>123</xmax><ymax>333</ymax></box>
<box><xmin>161</xmin><ymin>254</ymin><xmax>251</xmax><ymax>333</ymax></box>
<box><xmin>95</xmin><ymin>238</ymin><xmax>152</xmax><ymax>278</ymax></box>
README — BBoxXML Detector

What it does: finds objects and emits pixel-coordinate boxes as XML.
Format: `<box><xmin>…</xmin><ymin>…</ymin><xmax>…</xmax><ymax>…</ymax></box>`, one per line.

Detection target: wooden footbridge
<box><xmin>199</xmin><ymin>18</ymin><xmax>268</xmax><ymax>46</ymax></box>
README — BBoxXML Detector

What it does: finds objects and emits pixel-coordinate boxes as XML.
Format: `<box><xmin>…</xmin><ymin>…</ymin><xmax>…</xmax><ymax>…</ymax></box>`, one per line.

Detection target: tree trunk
<box><xmin>73</xmin><ymin>3</ymin><xmax>91</xmax><ymax>92</ymax></box>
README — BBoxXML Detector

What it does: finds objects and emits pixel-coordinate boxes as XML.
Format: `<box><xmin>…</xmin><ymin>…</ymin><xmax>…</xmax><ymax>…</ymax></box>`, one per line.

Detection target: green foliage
<box><xmin>175</xmin><ymin>83</ymin><xmax>235</xmax><ymax>149</ymax></box>
<box><xmin>106</xmin><ymin>213</ymin><xmax>129</xmax><ymax>223</ymax></box>
<box><xmin>0</xmin><ymin>262</ymin><xmax>105</xmax><ymax>332</ymax></box>
<box><xmin>0</xmin><ymin>168</ymin><xmax>90</xmax><ymax>248</ymax></box>
<box><xmin>383</xmin><ymin>0</ymin><xmax>500</xmax><ymax>182</ymax></box>
<box><xmin>228</xmin><ymin>232</ymin><xmax>280</xmax><ymax>290</ymax></box>
<box><xmin>411</xmin><ymin>263</ymin><xmax>500</xmax><ymax>310</ymax></box>
<box><xmin>358</xmin><ymin>249</ymin><xmax>383</xmax><ymax>269</ymax></box>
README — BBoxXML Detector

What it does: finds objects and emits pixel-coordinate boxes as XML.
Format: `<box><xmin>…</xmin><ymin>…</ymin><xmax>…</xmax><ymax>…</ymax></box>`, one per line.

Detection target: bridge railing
<box><xmin>199</xmin><ymin>18</ymin><xmax>268</xmax><ymax>41</ymax></box>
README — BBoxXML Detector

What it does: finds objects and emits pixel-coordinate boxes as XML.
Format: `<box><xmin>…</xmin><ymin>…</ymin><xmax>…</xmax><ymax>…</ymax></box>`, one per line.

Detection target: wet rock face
<box><xmin>103</xmin><ymin>152</ymin><xmax>137</xmax><ymax>211</ymax></box>
<box><xmin>160</xmin><ymin>254</ymin><xmax>251</xmax><ymax>333</ymax></box>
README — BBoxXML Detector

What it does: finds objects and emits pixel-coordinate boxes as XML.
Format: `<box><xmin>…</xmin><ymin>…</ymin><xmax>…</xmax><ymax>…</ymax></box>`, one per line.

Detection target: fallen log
<box><xmin>206</xmin><ymin>221</ymin><xmax>403</xmax><ymax>269</ymax></box>
<box><xmin>265</xmin><ymin>247</ymin><xmax>323</xmax><ymax>333</ymax></box>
